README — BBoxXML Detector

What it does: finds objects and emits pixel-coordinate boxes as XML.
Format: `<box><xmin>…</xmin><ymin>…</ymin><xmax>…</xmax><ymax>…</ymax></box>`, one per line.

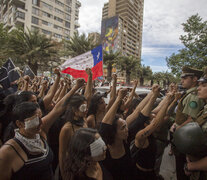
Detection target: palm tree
<box><xmin>103</xmin><ymin>50</ymin><xmax>120</xmax><ymax>81</ymax></box>
<box><xmin>153</xmin><ymin>72</ymin><xmax>163</xmax><ymax>85</ymax></box>
<box><xmin>62</xmin><ymin>32</ymin><xmax>96</xmax><ymax>57</ymax></box>
<box><xmin>137</xmin><ymin>65</ymin><xmax>152</xmax><ymax>86</ymax></box>
<box><xmin>153</xmin><ymin>72</ymin><xmax>178</xmax><ymax>87</ymax></box>
<box><xmin>117</xmin><ymin>56</ymin><xmax>140</xmax><ymax>85</ymax></box>
<box><xmin>7</xmin><ymin>27</ymin><xmax>60</xmax><ymax>74</ymax></box>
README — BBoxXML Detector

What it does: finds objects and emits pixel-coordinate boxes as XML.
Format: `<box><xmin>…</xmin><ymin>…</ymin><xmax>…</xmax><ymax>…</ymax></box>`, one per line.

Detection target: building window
<box><xmin>65</xmin><ymin>14</ymin><xmax>71</xmax><ymax>20</ymax></box>
<box><xmin>65</xmin><ymin>6</ymin><xmax>71</xmax><ymax>13</ymax></box>
<box><xmin>66</xmin><ymin>0</ymin><xmax>71</xmax><ymax>5</ymax></box>
<box><xmin>55</xmin><ymin>8</ymin><xmax>64</xmax><ymax>15</ymax></box>
<box><xmin>54</xmin><ymin>33</ymin><xmax>62</xmax><ymax>39</ymax></box>
<box><xmin>54</xmin><ymin>25</ymin><xmax>63</xmax><ymax>30</ymax></box>
<box><xmin>65</xmin><ymin>36</ymin><xmax>70</xmax><ymax>40</ymax></box>
<box><xmin>65</xmin><ymin>21</ymin><xmax>70</xmax><ymax>28</ymax></box>
<box><xmin>42</xmin><ymin>11</ymin><xmax>53</xmax><ymax>18</ymax></box>
<box><xmin>75</xmin><ymin>10</ymin><xmax>79</xmax><ymax>17</ymax></box>
<box><xmin>42</xmin><ymin>2</ymin><xmax>53</xmax><ymax>10</ymax></box>
<box><xmin>42</xmin><ymin>20</ymin><xmax>53</xmax><ymax>27</ymax></box>
<box><xmin>31</xmin><ymin>26</ymin><xmax>39</xmax><ymax>31</ymax></box>
<box><xmin>32</xmin><ymin>16</ymin><xmax>39</xmax><ymax>25</ymax></box>
<box><xmin>65</xmin><ymin>29</ymin><xmax>70</xmax><ymax>35</ymax></box>
<box><xmin>54</xmin><ymin>16</ymin><xmax>63</xmax><ymax>23</ymax></box>
<box><xmin>42</xmin><ymin>29</ymin><xmax>52</xmax><ymax>35</ymax></box>
<box><xmin>32</xmin><ymin>0</ymin><xmax>40</xmax><ymax>6</ymax></box>
<box><xmin>32</xmin><ymin>7</ymin><xmax>39</xmax><ymax>15</ymax></box>
<box><xmin>55</xmin><ymin>0</ymin><xmax>64</xmax><ymax>7</ymax></box>
<box><xmin>16</xmin><ymin>11</ymin><xmax>25</xmax><ymax>20</ymax></box>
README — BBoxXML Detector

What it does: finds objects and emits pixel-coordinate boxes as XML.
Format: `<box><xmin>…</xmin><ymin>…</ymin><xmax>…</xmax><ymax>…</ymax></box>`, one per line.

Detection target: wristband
<box><xmin>184</xmin><ymin>163</ymin><xmax>190</xmax><ymax>172</ymax></box>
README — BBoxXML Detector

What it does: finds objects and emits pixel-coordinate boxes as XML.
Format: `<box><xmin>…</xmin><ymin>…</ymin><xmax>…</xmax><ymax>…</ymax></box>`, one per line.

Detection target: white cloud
<box><xmin>78</xmin><ymin>0</ymin><xmax>108</xmax><ymax>34</ymax></box>
<box><xmin>142</xmin><ymin>47</ymin><xmax>180</xmax><ymax>57</ymax></box>
<box><xmin>150</xmin><ymin>65</ymin><xmax>170</xmax><ymax>72</ymax></box>
<box><xmin>143</xmin><ymin>0</ymin><xmax>207</xmax><ymax>46</ymax></box>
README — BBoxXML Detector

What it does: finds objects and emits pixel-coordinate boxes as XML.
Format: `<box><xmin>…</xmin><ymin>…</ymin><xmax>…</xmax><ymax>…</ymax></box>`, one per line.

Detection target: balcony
<box><xmin>76</xmin><ymin>1</ymin><xmax>81</xmax><ymax>8</ymax></box>
<box><xmin>11</xmin><ymin>0</ymin><xmax>26</xmax><ymax>9</ymax></box>
<box><xmin>74</xmin><ymin>20</ymin><xmax>80</xmax><ymax>28</ymax></box>
<box><xmin>14</xmin><ymin>11</ymin><xmax>25</xmax><ymax>24</ymax></box>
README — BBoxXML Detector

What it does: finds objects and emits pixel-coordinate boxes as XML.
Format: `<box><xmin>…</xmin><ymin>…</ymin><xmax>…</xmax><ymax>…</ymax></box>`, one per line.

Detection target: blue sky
<box><xmin>78</xmin><ymin>0</ymin><xmax>207</xmax><ymax>72</ymax></box>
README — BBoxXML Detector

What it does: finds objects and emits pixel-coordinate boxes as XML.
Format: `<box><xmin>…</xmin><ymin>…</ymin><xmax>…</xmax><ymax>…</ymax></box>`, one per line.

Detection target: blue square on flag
<box><xmin>91</xmin><ymin>45</ymin><xmax>102</xmax><ymax>66</ymax></box>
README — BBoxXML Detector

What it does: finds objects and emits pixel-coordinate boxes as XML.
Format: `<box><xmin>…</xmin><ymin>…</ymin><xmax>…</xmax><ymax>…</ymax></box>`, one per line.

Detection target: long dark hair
<box><xmin>13</xmin><ymin>102</ymin><xmax>40</xmax><ymax>123</ymax></box>
<box><xmin>87</xmin><ymin>93</ymin><xmax>104</xmax><ymax>116</ymax></box>
<box><xmin>63</xmin><ymin>94</ymin><xmax>86</xmax><ymax>125</ymax></box>
<box><xmin>16</xmin><ymin>91</ymin><xmax>36</xmax><ymax>104</ymax></box>
<box><xmin>0</xmin><ymin>94</ymin><xmax>17</xmax><ymax>118</ymax></box>
<box><xmin>124</xmin><ymin>98</ymin><xmax>142</xmax><ymax>118</ymax></box>
<box><xmin>63</xmin><ymin>128</ymin><xmax>97</xmax><ymax>180</ymax></box>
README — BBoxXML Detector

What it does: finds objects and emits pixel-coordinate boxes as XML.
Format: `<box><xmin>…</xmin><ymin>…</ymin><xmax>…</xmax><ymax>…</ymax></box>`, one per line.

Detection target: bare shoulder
<box><xmin>61</xmin><ymin>122</ymin><xmax>73</xmax><ymax>132</ymax></box>
<box><xmin>0</xmin><ymin>139</ymin><xmax>21</xmax><ymax>166</ymax></box>
<box><xmin>87</xmin><ymin>114</ymin><xmax>95</xmax><ymax>121</ymax></box>
<box><xmin>59</xmin><ymin>122</ymin><xmax>73</xmax><ymax>139</ymax></box>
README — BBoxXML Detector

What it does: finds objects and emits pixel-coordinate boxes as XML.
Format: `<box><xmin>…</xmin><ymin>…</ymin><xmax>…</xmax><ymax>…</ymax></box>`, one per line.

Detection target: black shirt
<box><xmin>99</xmin><ymin>123</ymin><xmax>136</xmax><ymax>180</ymax></box>
<box><xmin>9</xmin><ymin>137</ymin><xmax>54</xmax><ymax>180</ymax></box>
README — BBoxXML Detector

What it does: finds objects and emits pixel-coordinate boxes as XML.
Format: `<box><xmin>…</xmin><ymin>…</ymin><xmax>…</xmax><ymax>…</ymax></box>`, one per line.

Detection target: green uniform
<box><xmin>189</xmin><ymin>105</ymin><xmax>207</xmax><ymax>180</ymax></box>
<box><xmin>174</xmin><ymin>66</ymin><xmax>205</xmax><ymax>180</ymax></box>
<box><xmin>197</xmin><ymin>104</ymin><xmax>207</xmax><ymax>133</ymax></box>
<box><xmin>175</xmin><ymin>87</ymin><xmax>205</xmax><ymax>125</ymax></box>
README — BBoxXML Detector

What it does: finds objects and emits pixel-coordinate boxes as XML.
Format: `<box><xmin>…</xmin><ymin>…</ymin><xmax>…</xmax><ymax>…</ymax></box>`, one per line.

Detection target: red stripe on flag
<box><xmin>61</xmin><ymin>61</ymin><xmax>103</xmax><ymax>82</ymax></box>
<box><xmin>92</xmin><ymin>61</ymin><xmax>103</xmax><ymax>80</ymax></box>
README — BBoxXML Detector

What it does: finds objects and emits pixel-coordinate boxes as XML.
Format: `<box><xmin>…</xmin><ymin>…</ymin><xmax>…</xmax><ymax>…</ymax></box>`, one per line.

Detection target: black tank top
<box><xmin>7</xmin><ymin>137</ymin><xmax>53</xmax><ymax>180</ymax></box>
<box><xmin>131</xmin><ymin>135</ymin><xmax>157</xmax><ymax>169</ymax></box>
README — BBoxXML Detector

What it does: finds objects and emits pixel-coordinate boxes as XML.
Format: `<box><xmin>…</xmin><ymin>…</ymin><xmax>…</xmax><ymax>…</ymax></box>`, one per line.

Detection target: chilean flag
<box><xmin>60</xmin><ymin>45</ymin><xmax>103</xmax><ymax>81</ymax></box>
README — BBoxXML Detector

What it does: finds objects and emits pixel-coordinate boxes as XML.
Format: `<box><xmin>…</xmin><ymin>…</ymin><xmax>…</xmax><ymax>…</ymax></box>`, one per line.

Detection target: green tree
<box><xmin>117</xmin><ymin>56</ymin><xmax>140</xmax><ymax>85</ymax></box>
<box><xmin>153</xmin><ymin>72</ymin><xmax>178</xmax><ymax>87</ymax></box>
<box><xmin>62</xmin><ymin>32</ymin><xmax>96</xmax><ymax>57</ymax></box>
<box><xmin>0</xmin><ymin>23</ymin><xmax>9</xmax><ymax>65</ymax></box>
<box><xmin>137</xmin><ymin>65</ymin><xmax>152</xmax><ymax>86</ymax></box>
<box><xmin>103</xmin><ymin>50</ymin><xmax>120</xmax><ymax>81</ymax></box>
<box><xmin>7</xmin><ymin>27</ymin><xmax>60</xmax><ymax>74</ymax></box>
<box><xmin>166</xmin><ymin>14</ymin><xmax>207</xmax><ymax>75</ymax></box>
<box><xmin>153</xmin><ymin>72</ymin><xmax>163</xmax><ymax>85</ymax></box>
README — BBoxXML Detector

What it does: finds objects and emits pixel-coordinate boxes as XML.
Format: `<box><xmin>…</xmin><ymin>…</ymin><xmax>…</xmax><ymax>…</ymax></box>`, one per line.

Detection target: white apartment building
<box><xmin>0</xmin><ymin>0</ymin><xmax>81</xmax><ymax>41</ymax></box>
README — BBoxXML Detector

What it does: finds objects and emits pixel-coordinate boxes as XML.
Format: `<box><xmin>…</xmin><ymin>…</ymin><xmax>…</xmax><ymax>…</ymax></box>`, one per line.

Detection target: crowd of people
<box><xmin>0</xmin><ymin>65</ymin><xmax>206</xmax><ymax>180</ymax></box>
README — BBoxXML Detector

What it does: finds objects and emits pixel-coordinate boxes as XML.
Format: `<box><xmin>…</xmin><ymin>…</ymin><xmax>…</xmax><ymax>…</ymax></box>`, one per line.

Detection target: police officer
<box><xmin>173</xmin><ymin>67</ymin><xmax>207</xmax><ymax>180</ymax></box>
<box><xmin>173</xmin><ymin>66</ymin><xmax>205</xmax><ymax>180</ymax></box>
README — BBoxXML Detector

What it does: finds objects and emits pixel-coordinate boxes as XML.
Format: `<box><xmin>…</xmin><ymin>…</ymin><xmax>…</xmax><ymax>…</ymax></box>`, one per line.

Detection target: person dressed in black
<box><xmin>99</xmin><ymin>86</ymin><xmax>154</xmax><ymax>180</ymax></box>
<box><xmin>63</xmin><ymin>128</ymin><xmax>112</xmax><ymax>180</ymax></box>
<box><xmin>0</xmin><ymin>79</ymin><xmax>84</xmax><ymax>180</ymax></box>
<box><xmin>131</xmin><ymin>86</ymin><xmax>173</xmax><ymax>180</ymax></box>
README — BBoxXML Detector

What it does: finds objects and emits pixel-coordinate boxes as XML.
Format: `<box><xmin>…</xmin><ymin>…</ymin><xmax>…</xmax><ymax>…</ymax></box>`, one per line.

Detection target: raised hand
<box><xmin>85</xmin><ymin>68</ymin><xmax>92</xmax><ymax>76</ymax></box>
<box><xmin>133</xmin><ymin>80</ymin><xmax>138</xmax><ymax>87</ymax></box>
<box><xmin>54</xmin><ymin>68</ymin><xmax>61</xmax><ymax>76</ymax></box>
<box><xmin>24</xmin><ymin>75</ymin><xmax>30</xmax><ymax>82</ymax></box>
<box><xmin>118</xmin><ymin>88</ymin><xmax>128</xmax><ymax>99</ymax></box>
<box><xmin>152</xmin><ymin>84</ymin><xmax>160</xmax><ymax>96</ymax></box>
<box><xmin>112</xmin><ymin>73</ymin><xmax>117</xmax><ymax>80</ymax></box>
<box><xmin>75</xmin><ymin>78</ymin><xmax>85</xmax><ymax>89</ymax></box>
<box><xmin>166</xmin><ymin>91</ymin><xmax>174</xmax><ymax>102</ymax></box>
<box><xmin>174</xmin><ymin>92</ymin><xmax>182</xmax><ymax>100</ymax></box>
